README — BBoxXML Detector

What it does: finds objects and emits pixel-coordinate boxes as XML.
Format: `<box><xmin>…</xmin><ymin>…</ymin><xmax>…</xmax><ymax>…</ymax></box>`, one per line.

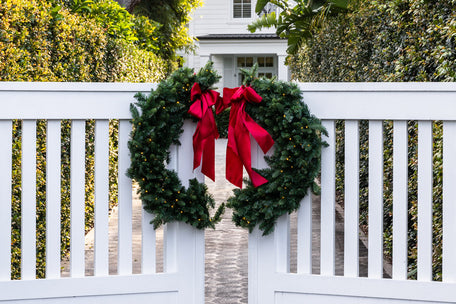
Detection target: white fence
<box><xmin>0</xmin><ymin>83</ymin><xmax>204</xmax><ymax>304</ymax></box>
<box><xmin>249</xmin><ymin>83</ymin><xmax>456</xmax><ymax>304</ymax></box>
<box><xmin>3</xmin><ymin>82</ymin><xmax>456</xmax><ymax>304</ymax></box>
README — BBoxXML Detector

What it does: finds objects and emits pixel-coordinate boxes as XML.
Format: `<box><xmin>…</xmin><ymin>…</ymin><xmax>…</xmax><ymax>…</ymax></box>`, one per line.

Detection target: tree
<box><xmin>128</xmin><ymin>0</ymin><xmax>201</xmax><ymax>61</ymax></box>
<box><xmin>248</xmin><ymin>0</ymin><xmax>349</xmax><ymax>54</ymax></box>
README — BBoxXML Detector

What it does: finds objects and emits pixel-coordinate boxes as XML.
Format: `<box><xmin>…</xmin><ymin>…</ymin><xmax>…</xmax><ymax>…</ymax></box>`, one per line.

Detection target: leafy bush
<box><xmin>292</xmin><ymin>0</ymin><xmax>456</xmax><ymax>280</ymax></box>
<box><xmin>1</xmin><ymin>0</ymin><xmax>167</xmax><ymax>279</ymax></box>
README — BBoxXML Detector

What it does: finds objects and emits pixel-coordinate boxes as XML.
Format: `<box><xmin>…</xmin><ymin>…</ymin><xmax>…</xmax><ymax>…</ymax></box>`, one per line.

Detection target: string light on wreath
<box><xmin>127</xmin><ymin>62</ymin><xmax>225</xmax><ymax>230</ymax></box>
<box><xmin>225</xmin><ymin>65</ymin><xmax>327</xmax><ymax>235</ymax></box>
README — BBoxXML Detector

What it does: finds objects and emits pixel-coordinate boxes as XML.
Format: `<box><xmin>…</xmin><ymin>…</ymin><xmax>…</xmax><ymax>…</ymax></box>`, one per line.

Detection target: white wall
<box><xmin>191</xmin><ymin>0</ymin><xmax>276</xmax><ymax>36</ymax></box>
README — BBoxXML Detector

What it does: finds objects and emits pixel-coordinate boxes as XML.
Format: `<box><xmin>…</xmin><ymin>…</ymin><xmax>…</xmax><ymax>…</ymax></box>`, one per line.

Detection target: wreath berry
<box><xmin>225</xmin><ymin>67</ymin><xmax>327</xmax><ymax>235</ymax></box>
<box><xmin>127</xmin><ymin>62</ymin><xmax>225</xmax><ymax>229</ymax></box>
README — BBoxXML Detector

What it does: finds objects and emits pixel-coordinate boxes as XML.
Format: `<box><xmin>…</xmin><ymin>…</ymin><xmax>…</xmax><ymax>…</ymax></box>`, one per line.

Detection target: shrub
<box><xmin>1</xmin><ymin>0</ymin><xmax>167</xmax><ymax>279</ymax></box>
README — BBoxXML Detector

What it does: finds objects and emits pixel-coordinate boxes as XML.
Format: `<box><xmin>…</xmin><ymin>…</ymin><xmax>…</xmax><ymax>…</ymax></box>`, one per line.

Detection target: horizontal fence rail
<box><xmin>0</xmin><ymin>83</ymin><xmax>204</xmax><ymax>304</ymax></box>
<box><xmin>249</xmin><ymin>82</ymin><xmax>456</xmax><ymax>304</ymax></box>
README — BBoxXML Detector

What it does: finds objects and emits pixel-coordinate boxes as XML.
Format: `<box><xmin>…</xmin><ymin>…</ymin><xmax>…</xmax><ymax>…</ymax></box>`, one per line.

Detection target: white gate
<box><xmin>0</xmin><ymin>83</ymin><xmax>204</xmax><ymax>304</ymax></box>
<box><xmin>249</xmin><ymin>83</ymin><xmax>456</xmax><ymax>304</ymax></box>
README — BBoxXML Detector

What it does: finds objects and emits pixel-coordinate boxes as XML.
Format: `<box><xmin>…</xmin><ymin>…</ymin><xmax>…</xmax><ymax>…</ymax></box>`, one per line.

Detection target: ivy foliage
<box><xmin>128</xmin><ymin>62</ymin><xmax>225</xmax><ymax>229</ymax></box>
<box><xmin>227</xmin><ymin>67</ymin><xmax>327</xmax><ymax>235</ymax></box>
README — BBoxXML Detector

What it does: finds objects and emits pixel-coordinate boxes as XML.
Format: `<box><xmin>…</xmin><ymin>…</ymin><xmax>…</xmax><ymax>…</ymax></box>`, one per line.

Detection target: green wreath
<box><xmin>225</xmin><ymin>67</ymin><xmax>327</xmax><ymax>235</ymax></box>
<box><xmin>127</xmin><ymin>62</ymin><xmax>225</xmax><ymax>229</ymax></box>
<box><xmin>128</xmin><ymin>63</ymin><xmax>326</xmax><ymax>235</ymax></box>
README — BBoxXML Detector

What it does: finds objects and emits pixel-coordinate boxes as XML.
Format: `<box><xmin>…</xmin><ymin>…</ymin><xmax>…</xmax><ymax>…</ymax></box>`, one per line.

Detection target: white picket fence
<box><xmin>249</xmin><ymin>82</ymin><xmax>456</xmax><ymax>304</ymax></box>
<box><xmin>2</xmin><ymin>82</ymin><xmax>456</xmax><ymax>304</ymax></box>
<box><xmin>0</xmin><ymin>83</ymin><xmax>204</xmax><ymax>304</ymax></box>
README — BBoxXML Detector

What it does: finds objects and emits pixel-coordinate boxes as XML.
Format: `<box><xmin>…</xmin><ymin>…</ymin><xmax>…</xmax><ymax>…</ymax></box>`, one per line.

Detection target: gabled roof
<box><xmin>197</xmin><ymin>34</ymin><xmax>281</xmax><ymax>40</ymax></box>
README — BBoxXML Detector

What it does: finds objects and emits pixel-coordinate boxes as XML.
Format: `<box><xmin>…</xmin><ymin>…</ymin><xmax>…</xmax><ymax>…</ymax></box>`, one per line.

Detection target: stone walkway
<box><xmin>63</xmin><ymin>139</ymin><xmax>378</xmax><ymax>303</ymax></box>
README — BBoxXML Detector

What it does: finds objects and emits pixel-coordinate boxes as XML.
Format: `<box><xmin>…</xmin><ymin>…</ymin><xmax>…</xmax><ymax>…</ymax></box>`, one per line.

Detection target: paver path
<box><xmin>64</xmin><ymin>139</ymin><xmax>374</xmax><ymax>303</ymax></box>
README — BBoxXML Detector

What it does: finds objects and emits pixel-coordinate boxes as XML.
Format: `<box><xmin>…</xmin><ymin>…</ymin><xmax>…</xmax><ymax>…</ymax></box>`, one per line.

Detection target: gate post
<box><xmin>165</xmin><ymin>120</ymin><xmax>205</xmax><ymax>304</ymax></box>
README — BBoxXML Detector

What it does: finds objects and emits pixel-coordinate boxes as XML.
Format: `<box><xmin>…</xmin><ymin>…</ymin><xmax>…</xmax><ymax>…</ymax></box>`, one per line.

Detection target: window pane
<box><xmin>258</xmin><ymin>57</ymin><xmax>265</xmax><ymax>67</ymax></box>
<box><xmin>258</xmin><ymin>73</ymin><xmax>265</xmax><ymax>77</ymax></box>
<box><xmin>243</xmin><ymin>6</ymin><xmax>251</xmax><ymax>18</ymax></box>
<box><xmin>239</xmin><ymin>73</ymin><xmax>245</xmax><ymax>86</ymax></box>
<box><xmin>266</xmin><ymin>73</ymin><xmax>273</xmax><ymax>78</ymax></box>
<box><xmin>243</xmin><ymin>0</ymin><xmax>251</xmax><ymax>18</ymax></box>
<box><xmin>233</xmin><ymin>4</ymin><xmax>242</xmax><ymax>18</ymax></box>
<box><xmin>234</xmin><ymin>0</ymin><xmax>241</xmax><ymax>3</ymax></box>
<box><xmin>265</xmin><ymin>56</ymin><xmax>274</xmax><ymax>67</ymax></box>
<box><xmin>237</xmin><ymin>57</ymin><xmax>245</xmax><ymax>67</ymax></box>
<box><xmin>245</xmin><ymin>57</ymin><xmax>253</xmax><ymax>67</ymax></box>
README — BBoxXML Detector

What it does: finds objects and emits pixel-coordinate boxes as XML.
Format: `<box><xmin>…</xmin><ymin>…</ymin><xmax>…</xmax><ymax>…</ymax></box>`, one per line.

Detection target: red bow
<box><xmin>188</xmin><ymin>83</ymin><xmax>220</xmax><ymax>181</ymax></box>
<box><xmin>217</xmin><ymin>86</ymin><xmax>274</xmax><ymax>188</ymax></box>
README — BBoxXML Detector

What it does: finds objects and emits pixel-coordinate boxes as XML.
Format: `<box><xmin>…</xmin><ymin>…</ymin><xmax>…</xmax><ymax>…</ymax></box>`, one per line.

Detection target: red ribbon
<box><xmin>217</xmin><ymin>86</ymin><xmax>274</xmax><ymax>188</ymax></box>
<box><xmin>188</xmin><ymin>83</ymin><xmax>220</xmax><ymax>181</ymax></box>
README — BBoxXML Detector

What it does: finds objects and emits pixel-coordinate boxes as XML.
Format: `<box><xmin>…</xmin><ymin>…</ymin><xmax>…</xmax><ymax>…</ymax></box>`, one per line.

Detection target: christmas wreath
<box><xmin>224</xmin><ymin>67</ymin><xmax>327</xmax><ymax>235</ymax></box>
<box><xmin>127</xmin><ymin>62</ymin><xmax>225</xmax><ymax>229</ymax></box>
<box><xmin>128</xmin><ymin>63</ymin><xmax>326</xmax><ymax>235</ymax></box>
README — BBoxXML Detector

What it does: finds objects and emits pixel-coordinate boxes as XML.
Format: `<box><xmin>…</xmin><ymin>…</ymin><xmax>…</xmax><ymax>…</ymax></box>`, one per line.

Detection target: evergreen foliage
<box><xmin>227</xmin><ymin>67</ymin><xmax>327</xmax><ymax>235</ymax></box>
<box><xmin>128</xmin><ymin>62</ymin><xmax>225</xmax><ymax>229</ymax></box>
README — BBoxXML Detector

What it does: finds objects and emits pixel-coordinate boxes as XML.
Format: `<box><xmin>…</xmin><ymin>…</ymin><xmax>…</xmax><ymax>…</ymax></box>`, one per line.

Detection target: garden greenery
<box><xmin>0</xmin><ymin>0</ymin><xmax>168</xmax><ymax>279</ymax></box>
<box><xmin>292</xmin><ymin>0</ymin><xmax>456</xmax><ymax>280</ymax></box>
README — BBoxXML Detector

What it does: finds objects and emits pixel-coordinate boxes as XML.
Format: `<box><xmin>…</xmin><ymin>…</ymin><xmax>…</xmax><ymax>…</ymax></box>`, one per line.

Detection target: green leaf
<box><xmin>247</xmin><ymin>12</ymin><xmax>278</xmax><ymax>33</ymax></box>
<box><xmin>255</xmin><ymin>0</ymin><xmax>271</xmax><ymax>13</ymax></box>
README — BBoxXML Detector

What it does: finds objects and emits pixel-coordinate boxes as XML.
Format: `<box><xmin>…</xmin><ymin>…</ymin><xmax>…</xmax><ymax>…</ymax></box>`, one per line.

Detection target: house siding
<box><xmin>191</xmin><ymin>0</ymin><xmax>276</xmax><ymax>37</ymax></box>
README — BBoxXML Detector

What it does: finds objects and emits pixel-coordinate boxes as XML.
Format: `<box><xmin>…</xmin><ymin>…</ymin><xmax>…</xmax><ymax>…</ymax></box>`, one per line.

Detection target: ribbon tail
<box><xmin>201</xmin><ymin>135</ymin><xmax>215</xmax><ymax>181</ymax></box>
<box><xmin>192</xmin><ymin>105</ymin><xmax>218</xmax><ymax>181</ymax></box>
<box><xmin>226</xmin><ymin>145</ymin><xmax>244</xmax><ymax>188</ymax></box>
<box><xmin>235</xmin><ymin>123</ymin><xmax>270</xmax><ymax>188</ymax></box>
<box><xmin>192</xmin><ymin>125</ymin><xmax>203</xmax><ymax>172</ymax></box>
<box><xmin>248</xmin><ymin>169</ymin><xmax>269</xmax><ymax>188</ymax></box>
<box><xmin>244</xmin><ymin>114</ymin><xmax>274</xmax><ymax>154</ymax></box>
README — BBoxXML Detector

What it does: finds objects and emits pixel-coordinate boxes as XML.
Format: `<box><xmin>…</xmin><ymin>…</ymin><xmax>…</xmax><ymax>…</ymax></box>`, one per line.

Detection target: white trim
<box><xmin>298</xmin><ymin>82</ymin><xmax>456</xmax><ymax>120</ymax></box>
<box><xmin>0</xmin><ymin>83</ymin><xmax>156</xmax><ymax>119</ymax></box>
<box><xmin>198</xmin><ymin>39</ymin><xmax>287</xmax><ymax>56</ymax></box>
<box><xmin>0</xmin><ymin>82</ymin><xmax>155</xmax><ymax>92</ymax></box>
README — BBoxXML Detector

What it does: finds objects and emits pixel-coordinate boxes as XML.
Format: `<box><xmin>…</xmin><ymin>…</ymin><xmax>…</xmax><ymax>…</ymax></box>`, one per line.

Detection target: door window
<box><xmin>236</xmin><ymin>56</ymin><xmax>276</xmax><ymax>85</ymax></box>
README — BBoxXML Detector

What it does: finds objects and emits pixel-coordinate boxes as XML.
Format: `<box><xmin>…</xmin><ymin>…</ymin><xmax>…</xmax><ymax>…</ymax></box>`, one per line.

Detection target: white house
<box><xmin>185</xmin><ymin>0</ymin><xmax>289</xmax><ymax>89</ymax></box>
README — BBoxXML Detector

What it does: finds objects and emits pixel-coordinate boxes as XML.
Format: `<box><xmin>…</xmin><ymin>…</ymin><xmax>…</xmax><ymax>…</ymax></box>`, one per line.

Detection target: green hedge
<box><xmin>292</xmin><ymin>0</ymin><xmax>456</xmax><ymax>280</ymax></box>
<box><xmin>1</xmin><ymin>0</ymin><xmax>167</xmax><ymax>279</ymax></box>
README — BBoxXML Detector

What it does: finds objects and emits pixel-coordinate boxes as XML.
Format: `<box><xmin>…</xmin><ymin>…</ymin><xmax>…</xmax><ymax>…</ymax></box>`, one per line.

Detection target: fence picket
<box><xmin>297</xmin><ymin>190</ymin><xmax>312</xmax><ymax>274</ymax></box>
<box><xmin>141</xmin><ymin>209</ymin><xmax>156</xmax><ymax>274</ymax></box>
<box><xmin>275</xmin><ymin>215</ymin><xmax>290</xmax><ymax>273</ymax></box>
<box><xmin>118</xmin><ymin>120</ymin><xmax>133</xmax><ymax>275</ymax></box>
<box><xmin>94</xmin><ymin>120</ymin><xmax>110</xmax><ymax>276</ymax></box>
<box><xmin>393</xmin><ymin>120</ymin><xmax>408</xmax><ymax>280</ymax></box>
<box><xmin>320</xmin><ymin>120</ymin><xmax>336</xmax><ymax>276</ymax></box>
<box><xmin>344</xmin><ymin>120</ymin><xmax>360</xmax><ymax>277</ymax></box>
<box><xmin>0</xmin><ymin>120</ymin><xmax>12</xmax><ymax>281</ymax></box>
<box><xmin>443</xmin><ymin>121</ymin><xmax>456</xmax><ymax>282</ymax></box>
<box><xmin>368</xmin><ymin>120</ymin><xmax>384</xmax><ymax>279</ymax></box>
<box><xmin>70</xmin><ymin>120</ymin><xmax>86</xmax><ymax>278</ymax></box>
<box><xmin>418</xmin><ymin>121</ymin><xmax>433</xmax><ymax>281</ymax></box>
<box><xmin>46</xmin><ymin>120</ymin><xmax>61</xmax><ymax>279</ymax></box>
<box><xmin>21</xmin><ymin>120</ymin><xmax>37</xmax><ymax>280</ymax></box>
